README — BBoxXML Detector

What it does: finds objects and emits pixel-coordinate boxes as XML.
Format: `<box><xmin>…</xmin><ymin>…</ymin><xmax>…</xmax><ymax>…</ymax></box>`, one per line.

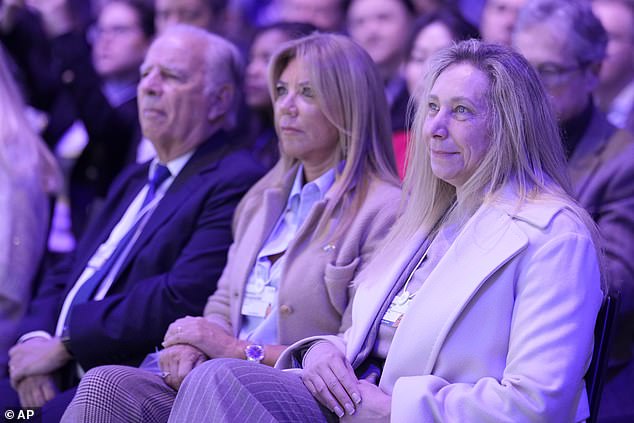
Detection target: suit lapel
<box><xmin>68</xmin><ymin>168</ymin><xmax>147</xmax><ymax>286</ymax></box>
<box><xmin>568</xmin><ymin>110</ymin><xmax>615</xmax><ymax>198</ymax></box>
<box><xmin>379</xmin><ymin>205</ymin><xmax>528</xmax><ymax>389</ymax></box>
<box><xmin>114</xmin><ymin>134</ymin><xmax>227</xmax><ymax>278</ymax></box>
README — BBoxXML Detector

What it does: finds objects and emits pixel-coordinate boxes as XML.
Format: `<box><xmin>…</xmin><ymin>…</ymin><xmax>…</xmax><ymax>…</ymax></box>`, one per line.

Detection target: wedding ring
<box><xmin>160</xmin><ymin>371</ymin><xmax>171</xmax><ymax>379</ymax></box>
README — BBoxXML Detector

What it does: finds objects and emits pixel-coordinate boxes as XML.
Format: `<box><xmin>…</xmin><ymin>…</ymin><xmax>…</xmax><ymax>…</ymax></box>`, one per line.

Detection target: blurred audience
<box><xmin>346</xmin><ymin>0</ymin><xmax>415</xmax><ymax>134</ymax></box>
<box><xmin>65</xmin><ymin>0</ymin><xmax>156</xmax><ymax>240</ymax></box>
<box><xmin>479</xmin><ymin>0</ymin><xmax>526</xmax><ymax>46</ymax></box>
<box><xmin>411</xmin><ymin>0</ymin><xmax>444</xmax><ymax>14</ymax></box>
<box><xmin>169</xmin><ymin>39</ymin><xmax>603</xmax><ymax>423</ymax></box>
<box><xmin>244</xmin><ymin>21</ymin><xmax>316</xmax><ymax>169</ymax></box>
<box><xmin>0</xmin><ymin>45</ymin><xmax>62</xmax><ymax>379</ymax></box>
<box><xmin>0</xmin><ymin>0</ymin><xmax>630</xmax><ymax>419</ymax></box>
<box><xmin>514</xmin><ymin>1</ymin><xmax>634</xmax><ymax>419</ymax></box>
<box><xmin>2</xmin><ymin>0</ymin><xmax>155</xmax><ymax>244</ymax></box>
<box><xmin>0</xmin><ymin>25</ymin><xmax>263</xmax><ymax>421</ymax></box>
<box><xmin>396</xmin><ymin>8</ymin><xmax>479</xmax><ymax>177</ymax></box>
<box><xmin>272</xmin><ymin>0</ymin><xmax>347</xmax><ymax>31</ymax></box>
<box><xmin>154</xmin><ymin>0</ymin><xmax>227</xmax><ymax>34</ymax></box>
<box><xmin>592</xmin><ymin>0</ymin><xmax>634</xmax><ymax>131</ymax></box>
<box><xmin>62</xmin><ymin>31</ymin><xmax>400</xmax><ymax>422</ymax></box>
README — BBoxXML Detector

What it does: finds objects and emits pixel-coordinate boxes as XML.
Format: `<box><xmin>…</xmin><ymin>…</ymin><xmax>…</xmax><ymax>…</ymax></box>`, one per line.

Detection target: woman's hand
<box><xmin>341</xmin><ymin>379</ymin><xmax>391</xmax><ymax>422</ymax></box>
<box><xmin>162</xmin><ymin>316</ymin><xmax>242</xmax><ymax>359</ymax></box>
<box><xmin>158</xmin><ymin>344</ymin><xmax>206</xmax><ymax>390</ymax></box>
<box><xmin>301</xmin><ymin>341</ymin><xmax>361</xmax><ymax>418</ymax></box>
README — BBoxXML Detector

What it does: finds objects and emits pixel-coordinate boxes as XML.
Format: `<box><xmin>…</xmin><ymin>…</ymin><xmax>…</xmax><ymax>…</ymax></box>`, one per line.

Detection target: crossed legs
<box><xmin>61</xmin><ymin>365</ymin><xmax>176</xmax><ymax>423</ymax></box>
<box><xmin>168</xmin><ymin>358</ymin><xmax>332</xmax><ymax>423</ymax></box>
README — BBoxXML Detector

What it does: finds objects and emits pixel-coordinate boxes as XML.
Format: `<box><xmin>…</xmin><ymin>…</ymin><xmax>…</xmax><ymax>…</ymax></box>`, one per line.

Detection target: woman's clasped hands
<box><xmin>301</xmin><ymin>341</ymin><xmax>391</xmax><ymax>422</ymax></box>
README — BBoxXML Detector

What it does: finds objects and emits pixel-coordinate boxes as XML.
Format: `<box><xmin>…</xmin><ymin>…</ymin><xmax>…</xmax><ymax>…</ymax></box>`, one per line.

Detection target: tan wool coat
<box><xmin>203</xmin><ymin>165</ymin><xmax>401</xmax><ymax>344</ymax></box>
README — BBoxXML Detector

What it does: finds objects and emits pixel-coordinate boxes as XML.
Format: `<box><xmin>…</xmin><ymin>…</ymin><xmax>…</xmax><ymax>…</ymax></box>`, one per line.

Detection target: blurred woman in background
<box><xmin>0</xmin><ymin>45</ymin><xmax>61</xmax><ymax>378</ymax></box>
<box><xmin>244</xmin><ymin>21</ymin><xmax>316</xmax><ymax>169</ymax></box>
<box><xmin>394</xmin><ymin>8</ymin><xmax>479</xmax><ymax>178</ymax></box>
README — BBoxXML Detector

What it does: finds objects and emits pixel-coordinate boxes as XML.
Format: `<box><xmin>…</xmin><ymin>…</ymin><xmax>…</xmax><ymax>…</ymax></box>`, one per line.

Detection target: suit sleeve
<box><xmin>390</xmin><ymin>228</ymin><xmax>603</xmax><ymax>422</ymax></box>
<box><xmin>594</xmin><ymin>140</ymin><xmax>634</xmax><ymax>315</ymax></box>
<box><xmin>66</xmin><ymin>162</ymin><xmax>263</xmax><ymax>370</ymax></box>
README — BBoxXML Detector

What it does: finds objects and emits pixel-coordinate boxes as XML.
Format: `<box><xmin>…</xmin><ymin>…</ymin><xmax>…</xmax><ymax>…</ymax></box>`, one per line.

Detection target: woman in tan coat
<box><xmin>62</xmin><ymin>32</ymin><xmax>401</xmax><ymax>422</ymax></box>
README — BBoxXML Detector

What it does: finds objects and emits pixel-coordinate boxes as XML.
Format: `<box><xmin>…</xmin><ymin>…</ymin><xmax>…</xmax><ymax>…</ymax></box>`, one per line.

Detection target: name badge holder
<box><xmin>381</xmin><ymin>241</ymin><xmax>433</xmax><ymax>328</ymax></box>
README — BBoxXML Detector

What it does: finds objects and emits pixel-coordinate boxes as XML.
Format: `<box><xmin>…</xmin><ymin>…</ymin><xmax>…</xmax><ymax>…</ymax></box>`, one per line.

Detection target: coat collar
<box><xmin>379</xmin><ymin>205</ymin><xmax>528</xmax><ymax>390</ymax></box>
<box><xmin>227</xmin><ymin>164</ymin><xmax>336</xmax><ymax>332</ymax></box>
<box><xmin>345</xmin><ymin>189</ymin><xmax>568</xmax><ymax>380</ymax></box>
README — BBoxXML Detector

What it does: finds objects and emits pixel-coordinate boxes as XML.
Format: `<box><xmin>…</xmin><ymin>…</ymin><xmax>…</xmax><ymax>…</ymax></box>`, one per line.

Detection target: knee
<box><xmin>77</xmin><ymin>365</ymin><xmax>135</xmax><ymax>397</ymax></box>
<box><xmin>185</xmin><ymin>358</ymin><xmax>240</xmax><ymax>382</ymax></box>
<box><xmin>180</xmin><ymin>358</ymin><xmax>244</xmax><ymax>393</ymax></box>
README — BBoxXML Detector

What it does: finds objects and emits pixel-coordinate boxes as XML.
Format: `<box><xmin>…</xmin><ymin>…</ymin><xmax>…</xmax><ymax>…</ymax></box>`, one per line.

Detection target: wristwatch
<box><xmin>245</xmin><ymin>343</ymin><xmax>265</xmax><ymax>364</ymax></box>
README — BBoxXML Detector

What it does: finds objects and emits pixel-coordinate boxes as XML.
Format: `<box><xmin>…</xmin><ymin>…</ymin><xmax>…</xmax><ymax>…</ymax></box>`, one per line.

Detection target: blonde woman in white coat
<box><xmin>167</xmin><ymin>40</ymin><xmax>603</xmax><ymax>423</ymax></box>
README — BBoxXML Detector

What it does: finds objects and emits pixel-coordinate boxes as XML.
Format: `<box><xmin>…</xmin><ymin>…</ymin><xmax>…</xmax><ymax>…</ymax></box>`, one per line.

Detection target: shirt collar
<box><xmin>287</xmin><ymin>164</ymin><xmax>336</xmax><ymax>207</ymax></box>
<box><xmin>149</xmin><ymin>150</ymin><xmax>194</xmax><ymax>181</ymax></box>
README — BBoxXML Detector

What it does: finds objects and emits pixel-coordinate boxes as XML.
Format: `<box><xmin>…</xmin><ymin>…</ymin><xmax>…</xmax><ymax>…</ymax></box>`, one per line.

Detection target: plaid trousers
<box><xmin>169</xmin><ymin>358</ymin><xmax>332</xmax><ymax>423</ymax></box>
<box><xmin>61</xmin><ymin>365</ymin><xmax>176</xmax><ymax>422</ymax></box>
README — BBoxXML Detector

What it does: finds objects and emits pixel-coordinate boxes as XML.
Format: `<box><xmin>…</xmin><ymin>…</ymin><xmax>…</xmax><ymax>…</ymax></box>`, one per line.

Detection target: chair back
<box><xmin>585</xmin><ymin>291</ymin><xmax>620</xmax><ymax>423</ymax></box>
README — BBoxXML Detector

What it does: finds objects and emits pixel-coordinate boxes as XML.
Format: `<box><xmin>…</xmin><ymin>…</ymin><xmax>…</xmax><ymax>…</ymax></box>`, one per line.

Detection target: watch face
<box><xmin>245</xmin><ymin>344</ymin><xmax>265</xmax><ymax>362</ymax></box>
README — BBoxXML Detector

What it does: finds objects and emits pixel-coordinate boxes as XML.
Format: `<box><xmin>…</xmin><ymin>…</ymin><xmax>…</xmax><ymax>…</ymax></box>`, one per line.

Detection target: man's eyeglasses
<box><xmin>88</xmin><ymin>25</ymin><xmax>142</xmax><ymax>43</ymax></box>
<box><xmin>534</xmin><ymin>62</ymin><xmax>587</xmax><ymax>87</ymax></box>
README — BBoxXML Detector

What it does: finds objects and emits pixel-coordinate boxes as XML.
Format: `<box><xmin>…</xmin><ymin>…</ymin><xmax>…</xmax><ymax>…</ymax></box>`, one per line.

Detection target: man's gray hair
<box><xmin>514</xmin><ymin>0</ymin><xmax>608</xmax><ymax>65</ymax></box>
<box><xmin>162</xmin><ymin>24</ymin><xmax>244</xmax><ymax>129</ymax></box>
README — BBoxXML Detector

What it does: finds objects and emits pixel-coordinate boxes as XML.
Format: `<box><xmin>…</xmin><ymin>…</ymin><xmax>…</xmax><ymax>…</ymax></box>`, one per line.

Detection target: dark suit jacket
<box><xmin>568</xmin><ymin>107</ymin><xmax>634</xmax><ymax>364</ymax></box>
<box><xmin>17</xmin><ymin>132</ymin><xmax>265</xmax><ymax>371</ymax></box>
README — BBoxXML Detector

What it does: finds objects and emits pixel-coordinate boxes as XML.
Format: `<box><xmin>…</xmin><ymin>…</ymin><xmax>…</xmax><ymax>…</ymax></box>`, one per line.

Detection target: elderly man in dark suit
<box><xmin>1</xmin><ymin>25</ymin><xmax>264</xmax><ymax>419</ymax></box>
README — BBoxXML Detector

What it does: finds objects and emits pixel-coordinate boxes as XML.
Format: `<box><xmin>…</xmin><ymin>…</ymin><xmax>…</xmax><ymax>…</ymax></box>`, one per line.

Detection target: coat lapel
<box><xmin>344</xmin><ymin>230</ymin><xmax>429</xmax><ymax>364</ymax></box>
<box><xmin>228</xmin><ymin>168</ymin><xmax>297</xmax><ymax>332</ymax></box>
<box><xmin>379</xmin><ymin>205</ymin><xmax>528</xmax><ymax>390</ymax></box>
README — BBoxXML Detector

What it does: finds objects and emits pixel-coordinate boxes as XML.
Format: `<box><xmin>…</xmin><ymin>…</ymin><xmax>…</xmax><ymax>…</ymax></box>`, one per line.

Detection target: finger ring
<box><xmin>160</xmin><ymin>371</ymin><xmax>171</xmax><ymax>379</ymax></box>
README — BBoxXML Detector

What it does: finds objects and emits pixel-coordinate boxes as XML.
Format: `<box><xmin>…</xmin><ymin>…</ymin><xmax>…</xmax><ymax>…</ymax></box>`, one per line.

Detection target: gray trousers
<box><xmin>61</xmin><ymin>365</ymin><xmax>176</xmax><ymax>423</ymax></box>
<box><xmin>169</xmin><ymin>358</ymin><xmax>333</xmax><ymax>423</ymax></box>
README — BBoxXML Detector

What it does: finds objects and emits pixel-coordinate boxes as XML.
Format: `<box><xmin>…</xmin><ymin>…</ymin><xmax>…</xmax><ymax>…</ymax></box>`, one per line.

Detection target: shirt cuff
<box><xmin>18</xmin><ymin>330</ymin><xmax>53</xmax><ymax>343</ymax></box>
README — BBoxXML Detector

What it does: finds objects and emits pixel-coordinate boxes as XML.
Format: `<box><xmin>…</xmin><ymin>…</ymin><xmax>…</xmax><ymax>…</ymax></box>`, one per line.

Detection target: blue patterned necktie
<box><xmin>61</xmin><ymin>164</ymin><xmax>171</xmax><ymax>333</ymax></box>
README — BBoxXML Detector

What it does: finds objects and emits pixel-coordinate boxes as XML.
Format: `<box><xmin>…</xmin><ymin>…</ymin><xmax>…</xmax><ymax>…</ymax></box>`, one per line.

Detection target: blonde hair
<box><xmin>394</xmin><ymin>40</ymin><xmax>599</xmax><ymax>252</ymax></box>
<box><xmin>0</xmin><ymin>46</ymin><xmax>61</xmax><ymax>194</ymax></box>
<box><xmin>264</xmin><ymin>32</ymin><xmax>399</xmax><ymax>238</ymax></box>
